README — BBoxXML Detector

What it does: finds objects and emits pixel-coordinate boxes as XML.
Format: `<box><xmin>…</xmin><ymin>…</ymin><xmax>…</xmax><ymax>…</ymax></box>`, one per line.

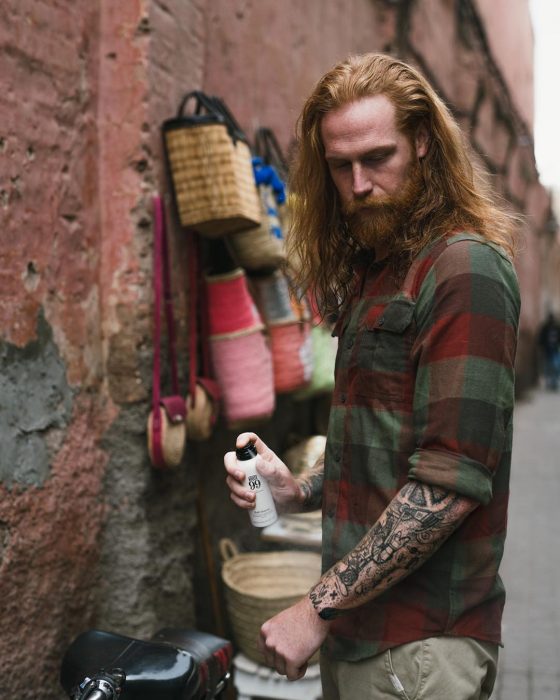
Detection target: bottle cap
<box><xmin>235</xmin><ymin>442</ymin><xmax>258</xmax><ymax>461</ymax></box>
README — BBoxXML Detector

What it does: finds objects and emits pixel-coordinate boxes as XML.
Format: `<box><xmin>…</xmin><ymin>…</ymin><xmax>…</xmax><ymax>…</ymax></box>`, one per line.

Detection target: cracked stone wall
<box><xmin>0</xmin><ymin>1</ymin><xmax>556</xmax><ymax>698</ymax></box>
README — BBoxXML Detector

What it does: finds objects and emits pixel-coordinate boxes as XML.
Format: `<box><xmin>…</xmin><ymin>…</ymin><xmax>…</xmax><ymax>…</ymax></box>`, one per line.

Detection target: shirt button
<box><xmin>340</xmin><ymin>393</ymin><xmax>347</xmax><ymax>403</ymax></box>
<box><xmin>378</xmin><ymin>317</ymin><xmax>385</xmax><ymax>327</ymax></box>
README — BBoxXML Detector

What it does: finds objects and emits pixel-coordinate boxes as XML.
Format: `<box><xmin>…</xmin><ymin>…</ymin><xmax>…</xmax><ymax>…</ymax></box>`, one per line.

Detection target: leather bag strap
<box><xmin>151</xmin><ymin>196</ymin><xmax>182</xmax><ymax>465</ymax></box>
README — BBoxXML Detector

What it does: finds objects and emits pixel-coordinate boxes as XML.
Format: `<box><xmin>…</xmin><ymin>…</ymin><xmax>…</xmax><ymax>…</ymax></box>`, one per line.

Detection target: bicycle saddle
<box><xmin>60</xmin><ymin>627</ymin><xmax>232</xmax><ymax>700</ymax></box>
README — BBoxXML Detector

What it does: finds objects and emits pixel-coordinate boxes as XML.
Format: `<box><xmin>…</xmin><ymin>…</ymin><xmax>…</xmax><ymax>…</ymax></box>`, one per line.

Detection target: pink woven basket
<box><xmin>206</xmin><ymin>268</ymin><xmax>263</xmax><ymax>336</ymax></box>
<box><xmin>267</xmin><ymin>320</ymin><xmax>313</xmax><ymax>394</ymax></box>
<box><xmin>210</xmin><ymin>327</ymin><xmax>275</xmax><ymax>428</ymax></box>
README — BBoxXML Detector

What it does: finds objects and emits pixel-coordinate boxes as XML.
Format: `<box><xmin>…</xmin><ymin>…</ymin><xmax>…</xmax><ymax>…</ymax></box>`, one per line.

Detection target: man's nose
<box><xmin>351</xmin><ymin>163</ymin><xmax>373</xmax><ymax>197</ymax></box>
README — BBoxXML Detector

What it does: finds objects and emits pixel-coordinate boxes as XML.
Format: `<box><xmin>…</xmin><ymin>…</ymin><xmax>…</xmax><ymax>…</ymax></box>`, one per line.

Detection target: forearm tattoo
<box><xmin>298</xmin><ymin>454</ymin><xmax>325</xmax><ymax>511</ymax></box>
<box><xmin>309</xmin><ymin>480</ymin><xmax>476</xmax><ymax>615</ymax></box>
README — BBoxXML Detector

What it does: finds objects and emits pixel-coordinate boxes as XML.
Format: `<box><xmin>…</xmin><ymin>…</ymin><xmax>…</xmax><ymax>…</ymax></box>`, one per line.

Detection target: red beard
<box><xmin>343</xmin><ymin>161</ymin><xmax>423</xmax><ymax>252</ymax></box>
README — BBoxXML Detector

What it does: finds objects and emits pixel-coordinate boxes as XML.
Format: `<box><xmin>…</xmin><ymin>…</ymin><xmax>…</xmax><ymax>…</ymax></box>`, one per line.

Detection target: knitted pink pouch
<box><xmin>209</xmin><ymin>327</ymin><xmax>275</xmax><ymax>428</ymax></box>
<box><xmin>206</xmin><ymin>268</ymin><xmax>262</xmax><ymax>336</ymax></box>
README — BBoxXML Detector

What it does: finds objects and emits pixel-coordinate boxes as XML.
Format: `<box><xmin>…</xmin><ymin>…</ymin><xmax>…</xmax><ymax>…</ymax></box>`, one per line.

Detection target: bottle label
<box><xmin>248</xmin><ymin>474</ymin><xmax>262</xmax><ymax>490</ymax></box>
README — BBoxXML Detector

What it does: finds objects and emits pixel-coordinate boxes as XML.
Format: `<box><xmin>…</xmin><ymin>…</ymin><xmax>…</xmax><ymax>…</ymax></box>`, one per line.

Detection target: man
<box><xmin>224</xmin><ymin>53</ymin><xmax>520</xmax><ymax>699</ymax></box>
<box><xmin>538</xmin><ymin>311</ymin><xmax>560</xmax><ymax>390</ymax></box>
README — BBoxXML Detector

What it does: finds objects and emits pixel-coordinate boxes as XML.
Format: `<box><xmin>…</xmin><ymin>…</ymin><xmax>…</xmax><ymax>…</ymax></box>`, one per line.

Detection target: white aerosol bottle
<box><xmin>236</xmin><ymin>442</ymin><xmax>278</xmax><ymax>527</ymax></box>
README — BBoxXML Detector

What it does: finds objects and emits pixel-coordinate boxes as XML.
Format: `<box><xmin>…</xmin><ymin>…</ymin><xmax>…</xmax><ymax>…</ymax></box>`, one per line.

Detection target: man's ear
<box><xmin>415</xmin><ymin>123</ymin><xmax>429</xmax><ymax>159</ymax></box>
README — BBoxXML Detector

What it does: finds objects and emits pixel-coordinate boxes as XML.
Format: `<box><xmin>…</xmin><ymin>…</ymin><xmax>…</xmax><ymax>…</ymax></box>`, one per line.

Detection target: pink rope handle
<box><xmin>160</xmin><ymin>199</ymin><xmax>180</xmax><ymax>395</ymax></box>
<box><xmin>186</xmin><ymin>231</ymin><xmax>214</xmax><ymax>403</ymax></box>
<box><xmin>151</xmin><ymin>195</ymin><xmax>182</xmax><ymax>466</ymax></box>
<box><xmin>187</xmin><ymin>231</ymin><xmax>199</xmax><ymax>399</ymax></box>
<box><xmin>199</xmin><ymin>267</ymin><xmax>212</xmax><ymax>377</ymax></box>
<box><xmin>152</xmin><ymin>196</ymin><xmax>164</xmax><ymax>418</ymax></box>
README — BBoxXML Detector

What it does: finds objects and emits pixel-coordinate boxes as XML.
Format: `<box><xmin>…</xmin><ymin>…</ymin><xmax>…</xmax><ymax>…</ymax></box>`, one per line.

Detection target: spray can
<box><xmin>236</xmin><ymin>442</ymin><xmax>278</xmax><ymax>527</ymax></box>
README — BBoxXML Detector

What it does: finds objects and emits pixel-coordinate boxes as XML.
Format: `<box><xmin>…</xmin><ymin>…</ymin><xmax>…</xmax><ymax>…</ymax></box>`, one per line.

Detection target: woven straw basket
<box><xmin>163</xmin><ymin>92</ymin><xmax>261</xmax><ymax>237</ymax></box>
<box><xmin>227</xmin><ymin>184</ymin><xmax>286</xmax><ymax>271</ymax></box>
<box><xmin>219</xmin><ymin>539</ymin><xmax>322</xmax><ymax>665</ymax></box>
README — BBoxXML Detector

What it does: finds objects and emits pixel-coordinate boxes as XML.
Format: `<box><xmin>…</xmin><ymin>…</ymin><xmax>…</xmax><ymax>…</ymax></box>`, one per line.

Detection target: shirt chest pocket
<box><xmin>352</xmin><ymin>299</ymin><xmax>416</xmax><ymax>401</ymax></box>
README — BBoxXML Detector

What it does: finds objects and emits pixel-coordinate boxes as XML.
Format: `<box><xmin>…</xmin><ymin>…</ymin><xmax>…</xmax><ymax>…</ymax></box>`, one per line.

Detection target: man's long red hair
<box><xmin>286</xmin><ymin>53</ymin><xmax>520</xmax><ymax>316</ymax></box>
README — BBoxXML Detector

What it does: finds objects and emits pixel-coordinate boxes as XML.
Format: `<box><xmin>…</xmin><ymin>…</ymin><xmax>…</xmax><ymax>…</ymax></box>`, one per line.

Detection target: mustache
<box><xmin>343</xmin><ymin>195</ymin><xmax>403</xmax><ymax>217</ymax></box>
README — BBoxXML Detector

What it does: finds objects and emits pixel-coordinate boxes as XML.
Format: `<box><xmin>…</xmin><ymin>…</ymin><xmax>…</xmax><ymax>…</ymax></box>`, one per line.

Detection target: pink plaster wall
<box><xmin>475</xmin><ymin>0</ymin><xmax>535</xmax><ymax>130</ymax></box>
<box><xmin>0</xmin><ymin>2</ymin><xmax>108</xmax><ymax>696</ymax></box>
<box><xmin>203</xmin><ymin>0</ymin><xmax>394</xmax><ymax>152</ymax></box>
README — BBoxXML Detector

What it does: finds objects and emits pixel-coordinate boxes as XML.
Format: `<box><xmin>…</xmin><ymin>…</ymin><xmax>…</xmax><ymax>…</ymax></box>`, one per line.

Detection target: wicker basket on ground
<box><xmin>219</xmin><ymin>538</ymin><xmax>322</xmax><ymax>665</ymax></box>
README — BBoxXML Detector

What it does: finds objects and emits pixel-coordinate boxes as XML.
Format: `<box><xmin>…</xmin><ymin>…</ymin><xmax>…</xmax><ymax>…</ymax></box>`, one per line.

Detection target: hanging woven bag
<box><xmin>205</xmin><ymin>268</ymin><xmax>275</xmax><ymax>428</ymax></box>
<box><xmin>254</xmin><ymin>126</ymin><xmax>291</xmax><ymax>240</ymax></box>
<box><xmin>162</xmin><ymin>91</ymin><xmax>261</xmax><ymax>237</ymax></box>
<box><xmin>147</xmin><ymin>195</ymin><xmax>187</xmax><ymax>468</ymax></box>
<box><xmin>293</xmin><ymin>292</ymin><xmax>337</xmax><ymax>400</ymax></box>
<box><xmin>226</xmin><ymin>157</ymin><xmax>286</xmax><ymax>272</ymax></box>
<box><xmin>250</xmin><ymin>270</ymin><xmax>313</xmax><ymax>394</ymax></box>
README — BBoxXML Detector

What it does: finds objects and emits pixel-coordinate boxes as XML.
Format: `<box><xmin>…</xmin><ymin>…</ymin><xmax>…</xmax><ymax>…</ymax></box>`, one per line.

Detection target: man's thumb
<box><xmin>255</xmin><ymin>456</ymin><xmax>276</xmax><ymax>481</ymax></box>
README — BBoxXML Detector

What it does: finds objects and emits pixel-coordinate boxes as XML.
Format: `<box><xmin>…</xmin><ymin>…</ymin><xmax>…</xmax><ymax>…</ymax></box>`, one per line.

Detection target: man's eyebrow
<box><xmin>361</xmin><ymin>145</ymin><xmax>397</xmax><ymax>158</ymax></box>
<box><xmin>325</xmin><ymin>144</ymin><xmax>397</xmax><ymax>162</ymax></box>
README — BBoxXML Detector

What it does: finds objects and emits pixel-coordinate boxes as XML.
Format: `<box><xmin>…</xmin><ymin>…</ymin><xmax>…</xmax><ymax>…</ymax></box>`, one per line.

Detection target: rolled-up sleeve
<box><xmin>407</xmin><ymin>237</ymin><xmax>520</xmax><ymax>505</ymax></box>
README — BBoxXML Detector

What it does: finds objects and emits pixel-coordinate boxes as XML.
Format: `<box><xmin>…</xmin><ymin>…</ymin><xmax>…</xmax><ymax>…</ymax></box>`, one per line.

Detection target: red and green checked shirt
<box><xmin>322</xmin><ymin>231</ymin><xmax>520</xmax><ymax>661</ymax></box>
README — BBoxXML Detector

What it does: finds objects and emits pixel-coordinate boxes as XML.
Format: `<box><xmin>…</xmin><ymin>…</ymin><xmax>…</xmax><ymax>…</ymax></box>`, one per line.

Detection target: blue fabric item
<box><xmin>252</xmin><ymin>157</ymin><xmax>286</xmax><ymax>205</ymax></box>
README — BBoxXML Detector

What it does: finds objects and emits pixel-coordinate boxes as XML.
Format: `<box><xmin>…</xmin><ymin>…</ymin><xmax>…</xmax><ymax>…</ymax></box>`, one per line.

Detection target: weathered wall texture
<box><xmin>0</xmin><ymin>0</ymin><xmax>557</xmax><ymax>697</ymax></box>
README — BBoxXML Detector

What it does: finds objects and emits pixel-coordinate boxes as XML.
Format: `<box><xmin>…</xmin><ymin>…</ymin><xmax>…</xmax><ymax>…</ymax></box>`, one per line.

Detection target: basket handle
<box><xmin>176</xmin><ymin>90</ymin><xmax>225</xmax><ymax>121</ymax></box>
<box><xmin>219</xmin><ymin>538</ymin><xmax>239</xmax><ymax>562</ymax></box>
<box><xmin>210</xmin><ymin>96</ymin><xmax>248</xmax><ymax>145</ymax></box>
<box><xmin>254</xmin><ymin>127</ymin><xmax>288</xmax><ymax>180</ymax></box>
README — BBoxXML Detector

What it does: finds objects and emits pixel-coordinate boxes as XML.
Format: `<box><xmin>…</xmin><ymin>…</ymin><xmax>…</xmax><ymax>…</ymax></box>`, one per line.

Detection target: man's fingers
<box><xmin>258</xmin><ymin>629</ymin><xmax>274</xmax><ymax>668</ymax></box>
<box><xmin>223</xmin><ymin>451</ymin><xmax>246</xmax><ymax>482</ymax></box>
<box><xmin>272</xmin><ymin>652</ymin><xmax>287</xmax><ymax>677</ymax></box>
<box><xmin>286</xmin><ymin>661</ymin><xmax>307</xmax><ymax>682</ymax></box>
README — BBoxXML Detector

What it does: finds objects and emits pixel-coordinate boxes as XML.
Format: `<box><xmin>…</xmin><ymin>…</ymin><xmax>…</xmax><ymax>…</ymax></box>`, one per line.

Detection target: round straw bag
<box><xmin>185</xmin><ymin>379</ymin><xmax>220</xmax><ymax>442</ymax></box>
<box><xmin>219</xmin><ymin>539</ymin><xmax>322</xmax><ymax>665</ymax></box>
<box><xmin>147</xmin><ymin>402</ymin><xmax>187</xmax><ymax>468</ymax></box>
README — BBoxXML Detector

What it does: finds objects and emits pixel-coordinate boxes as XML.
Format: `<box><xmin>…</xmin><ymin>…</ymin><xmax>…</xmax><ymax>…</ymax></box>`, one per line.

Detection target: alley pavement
<box><xmin>493</xmin><ymin>387</ymin><xmax>560</xmax><ymax>699</ymax></box>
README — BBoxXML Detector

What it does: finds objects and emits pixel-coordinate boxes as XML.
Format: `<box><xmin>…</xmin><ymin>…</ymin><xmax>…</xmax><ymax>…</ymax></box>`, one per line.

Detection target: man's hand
<box><xmin>224</xmin><ymin>432</ymin><xmax>304</xmax><ymax>514</ymax></box>
<box><xmin>258</xmin><ymin>595</ymin><xmax>331</xmax><ymax>681</ymax></box>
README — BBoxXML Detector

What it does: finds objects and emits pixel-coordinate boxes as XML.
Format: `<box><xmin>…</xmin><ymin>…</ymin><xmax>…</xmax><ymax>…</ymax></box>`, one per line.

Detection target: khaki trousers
<box><xmin>320</xmin><ymin>637</ymin><xmax>498</xmax><ymax>700</ymax></box>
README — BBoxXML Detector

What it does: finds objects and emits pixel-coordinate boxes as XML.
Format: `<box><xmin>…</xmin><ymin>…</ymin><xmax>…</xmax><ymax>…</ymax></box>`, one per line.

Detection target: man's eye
<box><xmin>364</xmin><ymin>155</ymin><xmax>386</xmax><ymax>165</ymax></box>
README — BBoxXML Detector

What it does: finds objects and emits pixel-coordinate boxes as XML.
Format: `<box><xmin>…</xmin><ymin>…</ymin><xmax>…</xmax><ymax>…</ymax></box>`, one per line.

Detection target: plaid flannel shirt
<box><xmin>322</xmin><ymin>231</ymin><xmax>520</xmax><ymax>661</ymax></box>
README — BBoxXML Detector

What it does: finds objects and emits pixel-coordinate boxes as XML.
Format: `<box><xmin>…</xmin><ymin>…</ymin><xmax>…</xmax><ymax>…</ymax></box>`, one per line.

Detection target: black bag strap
<box><xmin>176</xmin><ymin>90</ymin><xmax>223</xmax><ymax>120</ymax></box>
<box><xmin>210</xmin><ymin>96</ymin><xmax>248</xmax><ymax>145</ymax></box>
<box><xmin>254</xmin><ymin>127</ymin><xmax>288</xmax><ymax>180</ymax></box>
<box><xmin>171</xmin><ymin>91</ymin><xmax>247</xmax><ymax>146</ymax></box>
